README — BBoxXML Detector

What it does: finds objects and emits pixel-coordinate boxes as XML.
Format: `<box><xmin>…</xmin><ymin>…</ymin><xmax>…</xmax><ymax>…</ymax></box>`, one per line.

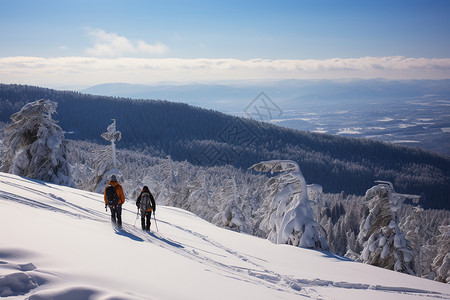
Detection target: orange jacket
<box><xmin>104</xmin><ymin>181</ymin><xmax>125</xmax><ymax>205</ymax></box>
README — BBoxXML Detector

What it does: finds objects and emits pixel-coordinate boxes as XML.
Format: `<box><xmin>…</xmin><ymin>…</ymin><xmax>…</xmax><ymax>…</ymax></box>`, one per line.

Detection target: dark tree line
<box><xmin>1</xmin><ymin>83</ymin><xmax>449</xmax><ymax>209</ymax></box>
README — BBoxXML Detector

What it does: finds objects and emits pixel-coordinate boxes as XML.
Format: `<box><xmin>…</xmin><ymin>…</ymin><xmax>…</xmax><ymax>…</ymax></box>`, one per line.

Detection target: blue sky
<box><xmin>1</xmin><ymin>0</ymin><xmax>449</xmax><ymax>88</ymax></box>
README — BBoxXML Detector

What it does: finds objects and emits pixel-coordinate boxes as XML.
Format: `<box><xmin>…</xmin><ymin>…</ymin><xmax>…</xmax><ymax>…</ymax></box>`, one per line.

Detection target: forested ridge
<box><xmin>1</xmin><ymin>83</ymin><xmax>449</xmax><ymax>209</ymax></box>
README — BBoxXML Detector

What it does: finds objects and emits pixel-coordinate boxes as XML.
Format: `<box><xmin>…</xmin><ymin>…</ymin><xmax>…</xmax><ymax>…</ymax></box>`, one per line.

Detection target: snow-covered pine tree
<box><xmin>212</xmin><ymin>177</ymin><xmax>251</xmax><ymax>233</ymax></box>
<box><xmin>1</xmin><ymin>99</ymin><xmax>75</xmax><ymax>187</ymax></box>
<box><xmin>183</xmin><ymin>172</ymin><xmax>213</xmax><ymax>216</ymax></box>
<box><xmin>402</xmin><ymin>206</ymin><xmax>432</xmax><ymax>278</ymax></box>
<box><xmin>93</xmin><ymin>119</ymin><xmax>122</xmax><ymax>193</ymax></box>
<box><xmin>0</xmin><ymin>138</ymin><xmax>6</xmax><ymax>166</ymax></box>
<box><xmin>431</xmin><ymin>225</ymin><xmax>450</xmax><ymax>283</ymax></box>
<box><xmin>358</xmin><ymin>181</ymin><xmax>418</xmax><ymax>275</ymax></box>
<box><xmin>251</xmin><ymin>160</ymin><xmax>328</xmax><ymax>251</ymax></box>
<box><xmin>157</xmin><ymin>155</ymin><xmax>180</xmax><ymax>205</ymax></box>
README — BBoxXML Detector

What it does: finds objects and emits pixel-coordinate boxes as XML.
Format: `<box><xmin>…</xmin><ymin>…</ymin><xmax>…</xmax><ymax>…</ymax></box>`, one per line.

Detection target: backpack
<box><xmin>105</xmin><ymin>184</ymin><xmax>119</xmax><ymax>206</ymax></box>
<box><xmin>140</xmin><ymin>192</ymin><xmax>152</xmax><ymax>212</ymax></box>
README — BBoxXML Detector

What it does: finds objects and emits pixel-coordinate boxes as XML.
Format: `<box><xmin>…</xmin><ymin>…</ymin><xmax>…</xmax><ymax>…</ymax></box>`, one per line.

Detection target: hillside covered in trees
<box><xmin>0</xmin><ymin>83</ymin><xmax>449</xmax><ymax>210</ymax></box>
<box><xmin>0</xmin><ymin>97</ymin><xmax>448</xmax><ymax>283</ymax></box>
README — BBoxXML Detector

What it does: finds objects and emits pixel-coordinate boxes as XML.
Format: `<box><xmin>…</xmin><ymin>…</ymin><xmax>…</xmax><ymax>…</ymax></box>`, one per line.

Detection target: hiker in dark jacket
<box><xmin>104</xmin><ymin>175</ymin><xmax>125</xmax><ymax>228</ymax></box>
<box><xmin>136</xmin><ymin>186</ymin><xmax>156</xmax><ymax>231</ymax></box>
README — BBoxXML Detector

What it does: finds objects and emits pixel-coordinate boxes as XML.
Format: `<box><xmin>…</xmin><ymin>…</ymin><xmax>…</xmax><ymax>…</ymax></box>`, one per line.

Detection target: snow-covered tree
<box><xmin>183</xmin><ymin>172</ymin><xmax>213</xmax><ymax>215</ymax></box>
<box><xmin>251</xmin><ymin>160</ymin><xmax>328</xmax><ymax>251</ymax></box>
<box><xmin>101</xmin><ymin>119</ymin><xmax>121</xmax><ymax>170</ymax></box>
<box><xmin>1</xmin><ymin>99</ymin><xmax>75</xmax><ymax>187</ymax></box>
<box><xmin>358</xmin><ymin>181</ymin><xmax>418</xmax><ymax>275</ymax></box>
<box><xmin>213</xmin><ymin>177</ymin><xmax>251</xmax><ymax>233</ymax></box>
<box><xmin>0</xmin><ymin>138</ymin><xmax>6</xmax><ymax>166</ymax></box>
<box><xmin>401</xmin><ymin>206</ymin><xmax>433</xmax><ymax>278</ymax></box>
<box><xmin>157</xmin><ymin>155</ymin><xmax>180</xmax><ymax>205</ymax></box>
<box><xmin>93</xmin><ymin>119</ymin><xmax>122</xmax><ymax>193</ymax></box>
<box><xmin>431</xmin><ymin>225</ymin><xmax>450</xmax><ymax>283</ymax></box>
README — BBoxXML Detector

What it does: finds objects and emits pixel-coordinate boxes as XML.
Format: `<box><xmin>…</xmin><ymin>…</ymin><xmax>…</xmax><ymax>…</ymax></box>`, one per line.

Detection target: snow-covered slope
<box><xmin>0</xmin><ymin>172</ymin><xmax>449</xmax><ymax>300</ymax></box>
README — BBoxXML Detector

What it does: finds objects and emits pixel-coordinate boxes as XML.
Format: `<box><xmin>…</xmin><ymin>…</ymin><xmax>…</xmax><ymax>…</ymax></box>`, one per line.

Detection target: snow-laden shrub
<box><xmin>1</xmin><ymin>99</ymin><xmax>75</xmax><ymax>187</ymax></box>
<box><xmin>358</xmin><ymin>181</ymin><xmax>417</xmax><ymax>275</ymax></box>
<box><xmin>251</xmin><ymin>160</ymin><xmax>328</xmax><ymax>251</ymax></box>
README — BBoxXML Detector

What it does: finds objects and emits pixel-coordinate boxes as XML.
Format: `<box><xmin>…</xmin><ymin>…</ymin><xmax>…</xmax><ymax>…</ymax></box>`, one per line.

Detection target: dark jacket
<box><xmin>104</xmin><ymin>180</ymin><xmax>125</xmax><ymax>206</ymax></box>
<box><xmin>136</xmin><ymin>186</ymin><xmax>156</xmax><ymax>212</ymax></box>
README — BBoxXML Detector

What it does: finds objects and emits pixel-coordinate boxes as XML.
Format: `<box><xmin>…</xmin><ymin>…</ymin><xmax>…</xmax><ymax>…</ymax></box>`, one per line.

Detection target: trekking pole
<box><xmin>153</xmin><ymin>211</ymin><xmax>159</xmax><ymax>232</ymax></box>
<box><xmin>133</xmin><ymin>208</ymin><xmax>140</xmax><ymax>227</ymax></box>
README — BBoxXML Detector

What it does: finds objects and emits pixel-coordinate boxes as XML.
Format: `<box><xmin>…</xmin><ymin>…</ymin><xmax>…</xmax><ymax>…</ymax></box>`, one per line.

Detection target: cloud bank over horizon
<box><xmin>0</xmin><ymin>55</ymin><xmax>449</xmax><ymax>89</ymax></box>
<box><xmin>84</xmin><ymin>28</ymin><xmax>168</xmax><ymax>57</ymax></box>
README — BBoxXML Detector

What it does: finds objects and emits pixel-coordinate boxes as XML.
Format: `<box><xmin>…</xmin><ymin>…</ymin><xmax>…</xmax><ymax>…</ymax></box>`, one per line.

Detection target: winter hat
<box><xmin>143</xmin><ymin>186</ymin><xmax>149</xmax><ymax>191</ymax></box>
<box><xmin>110</xmin><ymin>175</ymin><xmax>117</xmax><ymax>182</ymax></box>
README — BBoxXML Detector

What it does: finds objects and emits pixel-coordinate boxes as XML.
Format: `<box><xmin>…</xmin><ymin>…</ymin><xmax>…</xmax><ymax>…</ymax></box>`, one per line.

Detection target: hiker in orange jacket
<box><xmin>104</xmin><ymin>175</ymin><xmax>125</xmax><ymax>228</ymax></box>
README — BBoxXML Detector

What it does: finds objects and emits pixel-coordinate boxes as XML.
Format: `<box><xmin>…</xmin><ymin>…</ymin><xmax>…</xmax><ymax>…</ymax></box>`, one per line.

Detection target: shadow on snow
<box><xmin>114</xmin><ymin>228</ymin><xmax>145</xmax><ymax>242</ymax></box>
<box><xmin>148</xmin><ymin>232</ymin><xmax>185</xmax><ymax>249</ymax></box>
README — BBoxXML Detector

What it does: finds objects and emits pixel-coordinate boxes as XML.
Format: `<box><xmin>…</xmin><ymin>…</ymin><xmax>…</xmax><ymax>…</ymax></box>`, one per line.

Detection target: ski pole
<box><xmin>153</xmin><ymin>211</ymin><xmax>159</xmax><ymax>232</ymax></box>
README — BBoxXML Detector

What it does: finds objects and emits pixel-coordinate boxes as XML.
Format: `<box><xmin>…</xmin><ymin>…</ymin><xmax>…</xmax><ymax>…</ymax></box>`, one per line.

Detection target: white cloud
<box><xmin>0</xmin><ymin>56</ymin><xmax>449</xmax><ymax>88</ymax></box>
<box><xmin>84</xmin><ymin>28</ymin><xmax>168</xmax><ymax>57</ymax></box>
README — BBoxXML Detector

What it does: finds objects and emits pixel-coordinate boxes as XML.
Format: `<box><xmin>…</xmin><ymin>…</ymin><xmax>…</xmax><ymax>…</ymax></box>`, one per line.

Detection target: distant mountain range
<box><xmin>81</xmin><ymin>79</ymin><xmax>450</xmax><ymax>110</ymax></box>
<box><xmin>82</xmin><ymin>79</ymin><xmax>450</xmax><ymax>156</ymax></box>
<box><xmin>1</xmin><ymin>83</ymin><xmax>449</xmax><ymax>210</ymax></box>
